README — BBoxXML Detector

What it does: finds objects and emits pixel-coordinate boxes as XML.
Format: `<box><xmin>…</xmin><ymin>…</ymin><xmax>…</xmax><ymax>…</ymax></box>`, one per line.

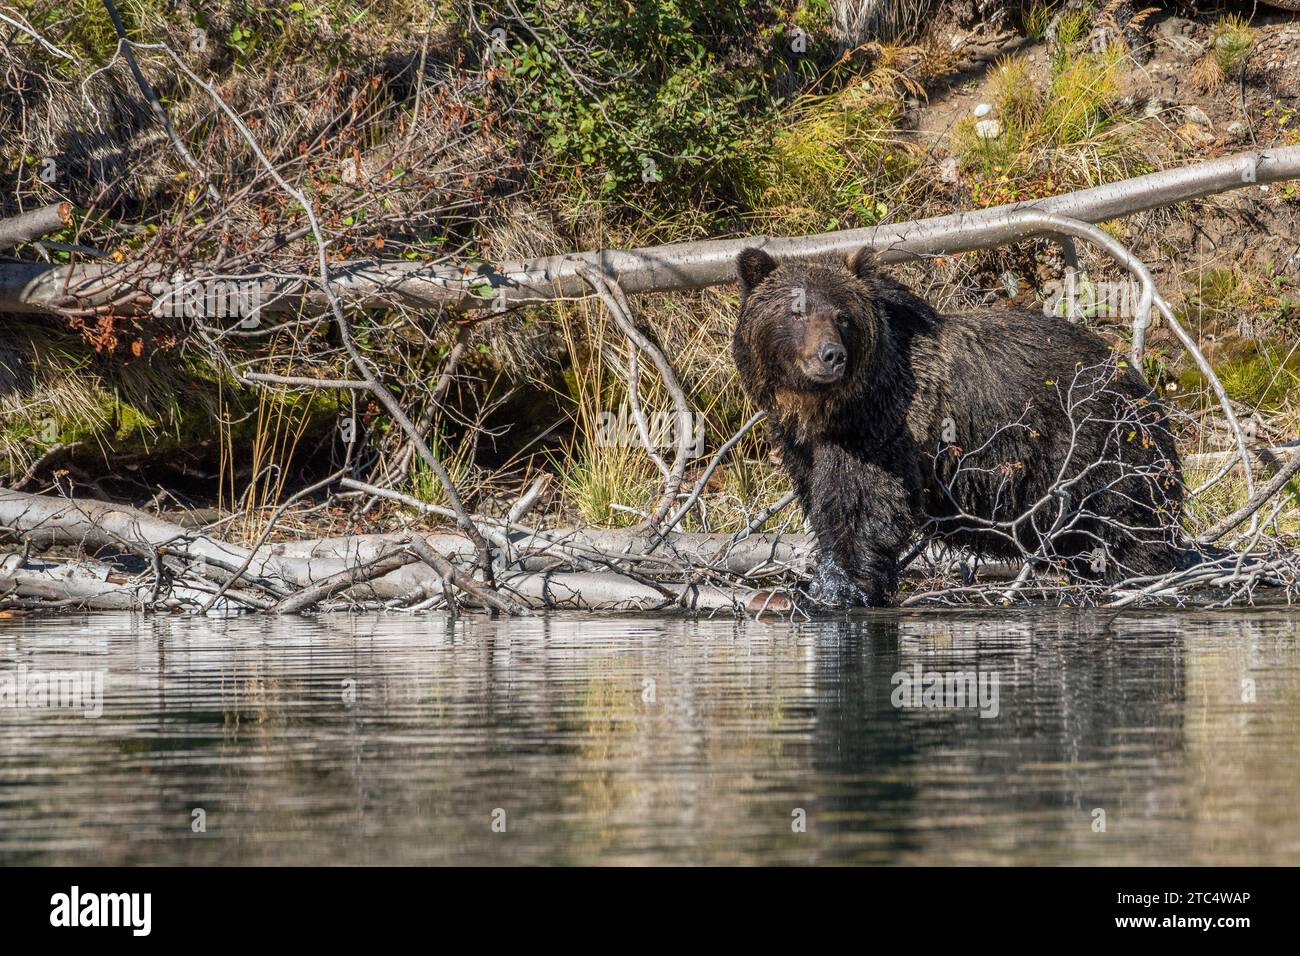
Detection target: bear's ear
<box><xmin>846</xmin><ymin>247</ymin><xmax>878</xmax><ymax>282</ymax></box>
<box><xmin>736</xmin><ymin>248</ymin><xmax>778</xmax><ymax>298</ymax></box>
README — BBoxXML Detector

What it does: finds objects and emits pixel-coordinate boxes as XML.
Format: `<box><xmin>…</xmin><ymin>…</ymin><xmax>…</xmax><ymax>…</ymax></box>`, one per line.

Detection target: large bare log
<box><xmin>267</xmin><ymin>527</ymin><xmax>809</xmax><ymax>577</ymax></box>
<box><xmin>1</xmin><ymin>554</ymin><xmax>151</xmax><ymax>610</ymax></box>
<box><xmin>0</xmin><ymin>490</ymin><xmax>789</xmax><ymax>612</ymax></box>
<box><xmin>0</xmin><ymin>553</ymin><xmax>271</xmax><ymax>611</ymax></box>
<box><xmin>0</xmin><ymin>556</ymin><xmax>776</xmax><ymax>613</ymax></box>
<box><xmin>2</xmin><ymin>148</ymin><xmax>1296</xmax><ymax>315</ymax></box>
<box><xmin>405</xmin><ymin>536</ymin><xmax>528</xmax><ymax>615</ymax></box>
<box><xmin>267</xmin><ymin>548</ymin><xmax>423</xmax><ymax>614</ymax></box>
<box><xmin>0</xmin><ymin>486</ymin><xmax>809</xmax><ymax>577</ymax></box>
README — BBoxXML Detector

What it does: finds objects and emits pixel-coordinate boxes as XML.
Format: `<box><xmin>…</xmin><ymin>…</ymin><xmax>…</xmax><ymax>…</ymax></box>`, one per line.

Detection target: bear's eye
<box><xmin>832</xmin><ymin>310</ymin><xmax>846</xmax><ymax>326</ymax></box>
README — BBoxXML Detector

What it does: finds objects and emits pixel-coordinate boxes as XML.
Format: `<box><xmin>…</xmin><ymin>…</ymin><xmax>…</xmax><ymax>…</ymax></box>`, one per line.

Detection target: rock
<box><xmin>973</xmin><ymin>102</ymin><xmax>993</xmax><ymax>118</ymax></box>
<box><xmin>1182</xmin><ymin>105</ymin><xmax>1214</xmax><ymax>128</ymax></box>
<box><xmin>1156</xmin><ymin>16</ymin><xmax>1193</xmax><ymax>38</ymax></box>
<box><xmin>1174</xmin><ymin>122</ymin><xmax>1215</xmax><ymax>146</ymax></box>
<box><xmin>974</xmin><ymin>119</ymin><xmax>1002</xmax><ymax>140</ymax></box>
<box><xmin>1227</xmin><ymin>120</ymin><xmax>1248</xmax><ymax>138</ymax></box>
<box><xmin>747</xmin><ymin>590</ymin><xmax>795</xmax><ymax>615</ymax></box>
<box><xmin>939</xmin><ymin>156</ymin><xmax>960</xmax><ymax>183</ymax></box>
<box><xmin>1143</xmin><ymin>98</ymin><xmax>1166</xmax><ymax>119</ymax></box>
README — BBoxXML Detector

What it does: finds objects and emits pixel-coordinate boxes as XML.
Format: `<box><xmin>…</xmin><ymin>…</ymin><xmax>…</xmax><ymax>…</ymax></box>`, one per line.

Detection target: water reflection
<box><xmin>0</xmin><ymin>608</ymin><xmax>1297</xmax><ymax>864</ymax></box>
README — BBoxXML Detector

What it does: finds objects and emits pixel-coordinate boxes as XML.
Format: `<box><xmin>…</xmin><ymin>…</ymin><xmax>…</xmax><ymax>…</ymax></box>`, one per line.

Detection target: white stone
<box><xmin>974</xmin><ymin>119</ymin><xmax>1002</xmax><ymax>140</ymax></box>
<box><xmin>973</xmin><ymin>102</ymin><xmax>993</xmax><ymax>118</ymax></box>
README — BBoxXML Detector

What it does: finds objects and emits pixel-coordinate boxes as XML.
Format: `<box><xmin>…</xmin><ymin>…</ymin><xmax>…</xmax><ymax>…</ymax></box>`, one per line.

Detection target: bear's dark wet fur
<box><xmin>732</xmin><ymin>247</ymin><xmax>1190</xmax><ymax>607</ymax></box>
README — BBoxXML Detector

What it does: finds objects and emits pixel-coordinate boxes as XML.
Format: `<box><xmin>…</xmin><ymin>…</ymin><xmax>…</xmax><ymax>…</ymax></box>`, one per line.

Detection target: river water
<box><xmin>1</xmin><ymin>608</ymin><xmax>1297</xmax><ymax>865</ymax></box>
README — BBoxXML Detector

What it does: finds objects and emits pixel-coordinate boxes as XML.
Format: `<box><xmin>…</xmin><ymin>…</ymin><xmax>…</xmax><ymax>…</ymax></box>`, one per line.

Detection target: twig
<box><xmin>406</xmin><ymin>537</ymin><xmax>526</xmax><ymax>615</ymax></box>
<box><xmin>98</xmin><ymin>3</ymin><xmax>220</xmax><ymax>203</ymax></box>
<box><xmin>269</xmin><ymin>548</ymin><xmax>421</xmax><ymax>614</ymax></box>
<box><xmin>733</xmin><ymin>491</ymin><xmax>798</xmax><ymax>540</ymax></box>
<box><xmin>1001</xmin><ymin>211</ymin><xmax>1255</xmax><ymax>504</ymax></box>
<box><xmin>660</xmin><ymin>411</ymin><xmax>765</xmax><ymax>536</ymax></box>
<box><xmin>1199</xmin><ymin>451</ymin><xmax>1300</xmax><ymax>544</ymax></box>
<box><xmin>0</xmin><ymin>11</ymin><xmax>75</xmax><ymax>58</ymax></box>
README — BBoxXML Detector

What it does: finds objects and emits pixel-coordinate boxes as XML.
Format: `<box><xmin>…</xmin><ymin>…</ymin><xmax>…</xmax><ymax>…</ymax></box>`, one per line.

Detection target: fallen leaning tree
<box><xmin>4</xmin><ymin>148</ymin><xmax>1300</xmax><ymax>614</ymax></box>
<box><xmin>2</xmin><ymin>148</ymin><xmax>1297</xmax><ymax>315</ymax></box>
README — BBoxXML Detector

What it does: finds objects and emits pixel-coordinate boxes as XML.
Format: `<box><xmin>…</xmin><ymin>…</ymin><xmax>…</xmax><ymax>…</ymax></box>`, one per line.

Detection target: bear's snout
<box><xmin>797</xmin><ymin>314</ymin><xmax>848</xmax><ymax>384</ymax></box>
<box><xmin>817</xmin><ymin>341</ymin><xmax>847</xmax><ymax>375</ymax></box>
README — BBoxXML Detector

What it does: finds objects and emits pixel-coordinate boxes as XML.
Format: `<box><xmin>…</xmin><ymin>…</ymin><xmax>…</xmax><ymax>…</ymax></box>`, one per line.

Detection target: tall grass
<box><xmin>951</xmin><ymin>42</ymin><xmax>1147</xmax><ymax>191</ymax></box>
<box><xmin>738</xmin><ymin>46</ymin><xmax>921</xmax><ymax>233</ymax></box>
<box><xmin>549</xmin><ymin>300</ymin><xmax>656</xmax><ymax>527</ymax></box>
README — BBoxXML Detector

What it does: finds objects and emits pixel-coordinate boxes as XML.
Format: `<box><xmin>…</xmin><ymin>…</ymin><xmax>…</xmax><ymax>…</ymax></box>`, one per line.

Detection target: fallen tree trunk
<box><xmin>8</xmin><ymin>487</ymin><xmax>1274</xmax><ymax>613</ymax></box>
<box><xmin>0</xmin><ymin>488</ymin><xmax>809</xmax><ymax>578</ymax></box>
<box><xmin>0</xmin><ymin>489</ymin><xmax>795</xmax><ymax>612</ymax></box>
<box><xmin>0</xmin><ymin>555</ymin><xmax>776</xmax><ymax>613</ymax></box>
<box><xmin>1184</xmin><ymin>443</ymin><xmax>1300</xmax><ymax>470</ymax></box>
<box><xmin>264</xmin><ymin>526</ymin><xmax>808</xmax><ymax>577</ymax></box>
<box><xmin>2</xmin><ymin>148</ymin><xmax>1296</xmax><ymax>315</ymax></box>
<box><xmin>1</xmin><ymin>554</ymin><xmax>161</xmax><ymax>610</ymax></box>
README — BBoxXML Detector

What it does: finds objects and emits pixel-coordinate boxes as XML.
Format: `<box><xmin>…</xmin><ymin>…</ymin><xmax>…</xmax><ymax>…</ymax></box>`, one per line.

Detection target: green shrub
<box><xmin>1211</xmin><ymin>14</ymin><xmax>1254</xmax><ymax>77</ymax></box>
<box><xmin>488</xmin><ymin>0</ymin><xmax>815</xmax><ymax>213</ymax></box>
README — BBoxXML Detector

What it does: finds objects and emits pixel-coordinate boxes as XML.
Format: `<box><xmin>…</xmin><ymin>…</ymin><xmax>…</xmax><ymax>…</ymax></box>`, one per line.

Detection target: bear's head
<box><xmin>732</xmin><ymin>247</ymin><xmax>880</xmax><ymax>435</ymax></box>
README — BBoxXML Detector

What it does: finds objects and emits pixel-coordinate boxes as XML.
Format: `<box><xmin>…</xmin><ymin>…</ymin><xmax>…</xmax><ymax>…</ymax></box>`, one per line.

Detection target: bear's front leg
<box><xmin>801</xmin><ymin>448</ymin><xmax>914</xmax><ymax>608</ymax></box>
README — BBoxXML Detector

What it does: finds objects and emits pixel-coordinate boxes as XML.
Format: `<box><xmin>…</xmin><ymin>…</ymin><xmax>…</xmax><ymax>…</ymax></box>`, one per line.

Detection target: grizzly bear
<box><xmin>732</xmin><ymin>247</ymin><xmax>1190</xmax><ymax>607</ymax></box>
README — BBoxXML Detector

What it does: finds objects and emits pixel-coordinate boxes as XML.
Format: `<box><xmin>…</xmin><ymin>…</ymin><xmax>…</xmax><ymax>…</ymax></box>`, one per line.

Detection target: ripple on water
<box><xmin>0</xmin><ymin>607</ymin><xmax>1297</xmax><ymax>864</ymax></box>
